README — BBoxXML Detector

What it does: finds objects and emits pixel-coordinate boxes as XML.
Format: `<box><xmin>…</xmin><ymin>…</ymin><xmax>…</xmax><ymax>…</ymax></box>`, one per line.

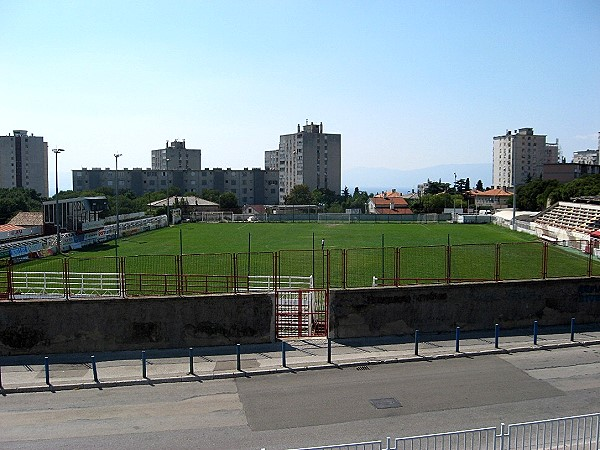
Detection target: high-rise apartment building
<box><xmin>0</xmin><ymin>130</ymin><xmax>48</xmax><ymax>196</ymax></box>
<box><xmin>274</xmin><ymin>121</ymin><xmax>341</xmax><ymax>204</ymax></box>
<box><xmin>264</xmin><ymin>149</ymin><xmax>278</xmax><ymax>171</ymax></box>
<box><xmin>151</xmin><ymin>139</ymin><xmax>201</xmax><ymax>170</ymax></box>
<box><xmin>492</xmin><ymin>128</ymin><xmax>559</xmax><ymax>190</ymax></box>
<box><xmin>75</xmin><ymin>138</ymin><xmax>278</xmax><ymax>205</ymax></box>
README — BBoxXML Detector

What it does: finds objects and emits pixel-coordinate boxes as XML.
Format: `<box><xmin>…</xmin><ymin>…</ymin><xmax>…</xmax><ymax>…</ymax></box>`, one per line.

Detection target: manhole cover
<box><xmin>370</xmin><ymin>397</ymin><xmax>402</xmax><ymax>409</ymax></box>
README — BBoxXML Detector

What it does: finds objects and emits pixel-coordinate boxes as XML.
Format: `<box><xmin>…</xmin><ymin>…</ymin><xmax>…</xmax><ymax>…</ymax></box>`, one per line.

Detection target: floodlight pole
<box><xmin>321</xmin><ymin>239</ymin><xmax>325</xmax><ymax>288</ymax></box>
<box><xmin>166</xmin><ymin>158</ymin><xmax>170</xmax><ymax>226</ymax></box>
<box><xmin>52</xmin><ymin>148</ymin><xmax>65</xmax><ymax>254</ymax></box>
<box><xmin>511</xmin><ymin>140</ymin><xmax>517</xmax><ymax>230</ymax></box>
<box><xmin>114</xmin><ymin>153</ymin><xmax>122</xmax><ymax>264</ymax></box>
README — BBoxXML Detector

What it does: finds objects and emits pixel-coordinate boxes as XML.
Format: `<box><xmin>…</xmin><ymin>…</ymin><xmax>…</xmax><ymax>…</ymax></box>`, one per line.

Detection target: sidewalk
<box><xmin>1</xmin><ymin>328</ymin><xmax>600</xmax><ymax>394</ymax></box>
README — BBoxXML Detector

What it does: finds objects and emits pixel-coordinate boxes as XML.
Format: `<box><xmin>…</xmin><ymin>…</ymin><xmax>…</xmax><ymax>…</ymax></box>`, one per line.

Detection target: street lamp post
<box><xmin>114</xmin><ymin>153</ymin><xmax>122</xmax><ymax>263</ymax></box>
<box><xmin>166</xmin><ymin>158</ymin><xmax>170</xmax><ymax>226</ymax></box>
<box><xmin>453</xmin><ymin>173</ymin><xmax>458</xmax><ymax>222</ymax></box>
<box><xmin>52</xmin><ymin>148</ymin><xmax>65</xmax><ymax>254</ymax></box>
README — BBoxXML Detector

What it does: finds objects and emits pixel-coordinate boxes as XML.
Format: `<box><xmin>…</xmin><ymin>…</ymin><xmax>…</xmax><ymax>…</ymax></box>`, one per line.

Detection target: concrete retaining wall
<box><xmin>0</xmin><ymin>294</ymin><xmax>273</xmax><ymax>356</ymax></box>
<box><xmin>329</xmin><ymin>278</ymin><xmax>600</xmax><ymax>339</ymax></box>
<box><xmin>3</xmin><ymin>277</ymin><xmax>600</xmax><ymax>356</ymax></box>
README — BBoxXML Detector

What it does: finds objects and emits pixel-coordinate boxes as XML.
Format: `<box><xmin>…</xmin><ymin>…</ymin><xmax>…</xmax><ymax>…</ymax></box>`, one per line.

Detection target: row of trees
<box><xmin>423</xmin><ymin>178</ymin><xmax>484</xmax><ymax>195</ymax></box>
<box><xmin>0</xmin><ymin>186</ymin><xmax>243</xmax><ymax>225</ymax></box>
<box><xmin>284</xmin><ymin>185</ymin><xmax>370</xmax><ymax>212</ymax></box>
<box><xmin>0</xmin><ymin>188</ymin><xmax>45</xmax><ymax>224</ymax></box>
<box><xmin>515</xmin><ymin>174</ymin><xmax>600</xmax><ymax>211</ymax></box>
<box><xmin>58</xmin><ymin>187</ymin><xmax>241</xmax><ymax>217</ymax></box>
<box><xmin>3</xmin><ymin>173</ymin><xmax>600</xmax><ymax>224</ymax></box>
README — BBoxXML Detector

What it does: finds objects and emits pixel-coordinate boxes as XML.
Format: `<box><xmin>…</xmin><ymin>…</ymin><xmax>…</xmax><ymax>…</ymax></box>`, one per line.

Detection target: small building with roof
<box><xmin>474</xmin><ymin>188</ymin><xmax>512</xmax><ymax>209</ymax></box>
<box><xmin>147</xmin><ymin>196</ymin><xmax>219</xmax><ymax>219</ymax></box>
<box><xmin>368</xmin><ymin>190</ymin><xmax>413</xmax><ymax>214</ymax></box>
<box><xmin>3</xmin><ymin>211</ymin><xmax>44</xmax><ymax>240</ymax></box>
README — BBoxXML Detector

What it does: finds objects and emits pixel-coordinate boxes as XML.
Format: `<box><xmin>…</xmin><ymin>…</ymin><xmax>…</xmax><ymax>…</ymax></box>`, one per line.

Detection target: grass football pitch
<box><xmin>14</xmin><ymin>223</ymin><xmax>598</xmax><ymax>292</ymax></box>
<box><xmin>76</xmin><ymin>222</ymin><xmax>538</xmax><ymax>256</ymax></box>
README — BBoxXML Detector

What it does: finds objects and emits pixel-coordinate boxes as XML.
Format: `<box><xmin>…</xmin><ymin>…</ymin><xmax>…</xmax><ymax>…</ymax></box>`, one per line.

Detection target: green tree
<box><xmin>475</xmin><ymin>180</ymin><xmax>484</xmax><ymax>191</ymax></box>
<box><xmin>219</xmin><ymin>192</ymin><xmax>238</xmax><ymax>211</ymax></box>
<box><xmin>425</xmin><ymin>179</ymin><xmax>450</xmax><ymax>195</ymax></box>
<box><xmin>454</xmin><ymin>178</ymin><xmax>469</xmax><ymax>194</ymax></box>
<box><xmin>347</xmin><ymin>189</ymin><xmax>369</xmax><ymax>211</ymax></box>
<box><xmin>312</xmin><ymin>188</ymin><xmax>338</xmax><ymax>207</ymax></box>
<box><xmin>516</xmin><ymin>179</ymin><xmax>561</xmax><ymax>211</ymax></box>
<box><xmin>548</xmin><ymin>174</ymin><xmax>600</xmax><ymax>204</ymax></box>
<box><xmin>0</xmin><ymin>188</ymin><xmax>45</xmax><ymax>224</ymax></box>
<box><xmin>328</xmin><ymin>202</ymin><xmax>344</xmax><ymax>213</ymax></box>
<box><xmin>285</xmin><ymin>184</ymin><xmax>313</xmax><ymax>205</ymax></box>
<box><xmin>411</xmin><ymin>192</ymin><xmax>464</xmax><ymax>214</ymax></box>
<box><xmin>201</xmin><ymin>189</ymin><xmax>221</xmax><ymax>203</ymax></box>
<box><xmin>342</xmin><ymin>186</ymin><xmax>350</xmax><ymax>203</ymax></box>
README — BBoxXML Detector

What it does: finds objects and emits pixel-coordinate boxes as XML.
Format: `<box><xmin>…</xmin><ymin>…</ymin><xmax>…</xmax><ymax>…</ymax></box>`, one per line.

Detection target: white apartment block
<box><xmin>276</xmin><ymin>122</ymin><xmax>341</xmax><ymax>204</ymax></box>
<box><xmin>572</xmin><ymin>149</ymin><xmax>599</xmax><ymax>165</ymax></box>
<box><xmin>151</xmin><ymin>139</ymin><xmax>201</xmax><ymax>170</ymax></box>
<box><xmin>264</xmin><ymin>149</ymin><xmax>278</xmax><ymax>171</ymax></box>
<box><xmin>492</xmin><ymin>128</ymin><xmax>559</xmax><ymax>190</ymax></box>
<box><xmin>0</xmin><ymin>130</ymin><xmax>48</xmax><ymax>197</ymax></box>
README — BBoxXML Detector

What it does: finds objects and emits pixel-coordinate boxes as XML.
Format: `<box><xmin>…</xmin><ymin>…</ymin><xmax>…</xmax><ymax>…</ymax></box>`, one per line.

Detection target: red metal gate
<box><xmin>275</xmin><ymin>288</ymin><xmax>328</xmax><ymax>338</ymax></box>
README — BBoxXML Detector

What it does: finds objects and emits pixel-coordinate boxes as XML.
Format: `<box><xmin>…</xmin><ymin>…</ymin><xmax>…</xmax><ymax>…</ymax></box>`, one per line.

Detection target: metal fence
<box><xmin>282</xmin><ymin>412</ymin><xmax>600</xmax><ymax>450</ymax></box>
<box><xmin>2</xmin><ymin>240</ymin><xmax>599</xmax><ymax>299</ymax></box>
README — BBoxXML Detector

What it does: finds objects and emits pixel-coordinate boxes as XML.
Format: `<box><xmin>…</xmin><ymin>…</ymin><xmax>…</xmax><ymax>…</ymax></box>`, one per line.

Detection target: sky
<box><xmin>1</xmin><ymin>0</ymin><xmax>599</xmax><ymax>193</ymax></box>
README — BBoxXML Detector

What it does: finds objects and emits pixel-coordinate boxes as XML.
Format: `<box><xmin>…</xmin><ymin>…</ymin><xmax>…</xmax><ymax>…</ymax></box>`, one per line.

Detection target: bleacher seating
<box><xmin>534</xmin><ymin>201</ymin><xmax>600</xmax><ymax>233</ymax></box>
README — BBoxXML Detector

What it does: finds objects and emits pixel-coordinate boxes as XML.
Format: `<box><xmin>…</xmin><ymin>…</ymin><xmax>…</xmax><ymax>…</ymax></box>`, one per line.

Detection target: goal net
<box><xmin>196</xmin><ymin>212</ymin><xmax>229</xmax><ymax>223</ymax></box>
<box><xmin>317</xmin><ymin>213</ymin><xmax>356</xmax><ymax>223</ymax></box>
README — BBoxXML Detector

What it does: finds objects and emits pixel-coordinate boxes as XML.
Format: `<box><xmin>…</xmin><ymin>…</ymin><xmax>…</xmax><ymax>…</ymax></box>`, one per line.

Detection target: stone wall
<box><xmin>329</xmin><ymin>278</ymin><xmax>600</xmax><ymax>339</ymax></box>
<box><xmin>0</xmin><ymin>294</ymin><xmax>273</xmax><ymax>356</ymax></box>
<box><xmin>2</xmin><ymin>277</ymin><xmax>600</xmax><ymax>356</ymax></box>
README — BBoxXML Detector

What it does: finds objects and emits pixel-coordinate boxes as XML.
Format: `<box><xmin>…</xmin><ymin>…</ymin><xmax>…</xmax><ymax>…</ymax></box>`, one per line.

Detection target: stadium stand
<box><xmin>534</xmin><ymin>201</ymin><xmax>600</xmax><ymax>234</ymax></box>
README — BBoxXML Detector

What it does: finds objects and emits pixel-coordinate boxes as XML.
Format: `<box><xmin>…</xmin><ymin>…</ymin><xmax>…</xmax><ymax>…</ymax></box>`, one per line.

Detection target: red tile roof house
<box><xmin>4</xmin><ymin>211</ymin><xmax>44</xmax><ymax>239</ymax></box>
<box><xmin>474</xmin><ymin>188</ymin><xmax>512</xmax><ymax>209</ymax></box>
<box><xmin>368</xmin><ymin>190</ymin><xmax>414</xmax><ymax>214</ymax></box>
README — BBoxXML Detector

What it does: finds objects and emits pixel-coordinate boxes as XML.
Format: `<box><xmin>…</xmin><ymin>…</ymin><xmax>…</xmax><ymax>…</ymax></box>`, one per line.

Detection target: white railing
<box><xmin>278</xmin><ymin>413</ymin><xmax>600</xmax><ymax>450</ymax></box>
<box><xmin>393</xmin><ymin>427</ymin><xmax>497</xmax><ymax>450</ymax></box>
<box><xmin>248</xmin><ymin>275</ymin><xmax>313</xmax><ymax>292</ymax></box>
<box><xmin>287</xmin><ymin>441</ymin><xmax>382</xmax><ymax>450</ymax></box>
<box><xmin>502</xmin><ymin>413</ymin><xmax>600</xmax><ymax>450</ymax></box>
<box><xmin>11</xmin><ymin>271</ymin><xmax>121</xmax><ymax>297</ymax></box>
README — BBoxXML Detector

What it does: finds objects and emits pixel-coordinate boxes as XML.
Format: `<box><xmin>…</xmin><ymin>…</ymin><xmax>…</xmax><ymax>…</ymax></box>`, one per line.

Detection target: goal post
<box><xmin>317</xmin><ymin>213</ymin><xmax>352</xmax><ymax>224</ymax></box>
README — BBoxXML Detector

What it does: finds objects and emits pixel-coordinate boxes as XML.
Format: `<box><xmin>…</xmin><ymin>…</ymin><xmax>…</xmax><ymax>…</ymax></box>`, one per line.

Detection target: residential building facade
<box><xmin>0</xmin><ymin>130</ymin><xmax>48</xmax><ymax>196</ymax></box>
<box><xmin>72</xmin><ymin>167</ymin><xmax>279</xmax><ymax>205</ymax></box>
<box><xmin>572</xmin><ymin>149</ymin><xmax>599</xmax><ymax>165</ymax></box>
<box><xmin>543</xmin><ymin>163</ymin><xmax>600</xmax><ymax>184</ymax></box>
<box><xmin>492</xmin><ymin>128</ymin><xmax>559</xmax><ymax>190</ymax></box>
<box><xmin>474</xmin><ymin>188</ymin><xmax>512</xmax><ymax>209</ymax></box>
<box><xmin>151</xmin><ymin>139</ymin><xmax>201</xmax><ymax>170</ymax></box>
<box><xmin>264</xmin><ymin>149</ymin><xmax>278</xmax><ymax>171</ymax></box>
<box><xmin>275</xmin><ymin>122</ymin><xmax>341</xmax><ymax>204</ymax></box>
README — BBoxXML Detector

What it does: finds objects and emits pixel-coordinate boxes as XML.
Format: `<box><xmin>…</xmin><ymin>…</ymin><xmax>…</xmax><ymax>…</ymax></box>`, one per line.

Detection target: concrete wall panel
<box><xmin>0</xmin><ymin>294</ymin><xmax>273</xmax><ymax>356</ymax></box>
<box><xmin>330</xmin><ymin>278</ymin><xmax>600</xmax><ymax>339</ymax></box>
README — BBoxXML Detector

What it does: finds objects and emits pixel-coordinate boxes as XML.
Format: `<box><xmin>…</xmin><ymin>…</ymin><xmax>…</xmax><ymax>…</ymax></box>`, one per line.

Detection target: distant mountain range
<box><xmin>343</xmin><ymin>163</ymin><xmax>492</xmax><ymax>195</ymax></box>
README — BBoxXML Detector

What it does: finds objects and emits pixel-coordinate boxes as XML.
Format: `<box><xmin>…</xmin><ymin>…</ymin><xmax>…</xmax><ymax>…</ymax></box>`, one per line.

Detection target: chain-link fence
<box><xmin>2</xmin><ymin>240</ymin><xmax>599</xmax><ymax>298</ymax></box>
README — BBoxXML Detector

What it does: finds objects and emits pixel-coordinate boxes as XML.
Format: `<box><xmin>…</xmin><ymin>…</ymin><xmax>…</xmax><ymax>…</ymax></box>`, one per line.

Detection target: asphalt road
<box><xmin>1</xmin><ymin>346</ymin><xmax>599</xmax><ymax>450</ymax></box>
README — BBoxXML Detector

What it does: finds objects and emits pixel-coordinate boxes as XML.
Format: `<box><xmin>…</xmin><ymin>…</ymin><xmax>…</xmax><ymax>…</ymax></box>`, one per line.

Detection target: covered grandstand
<box><xmin>526</xmin><ymin>199</ymin><xmax>600</xmax><ymax>256</ymax></box>
<box><xmin>491</xmin><ymin>198</ymin><xmax>600</xmax><ymax>257</ymax></box>
<box><xmin>534</xmin><ymin>201</ymin><xmax>600</xmax><ymax>240</ymax></box>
